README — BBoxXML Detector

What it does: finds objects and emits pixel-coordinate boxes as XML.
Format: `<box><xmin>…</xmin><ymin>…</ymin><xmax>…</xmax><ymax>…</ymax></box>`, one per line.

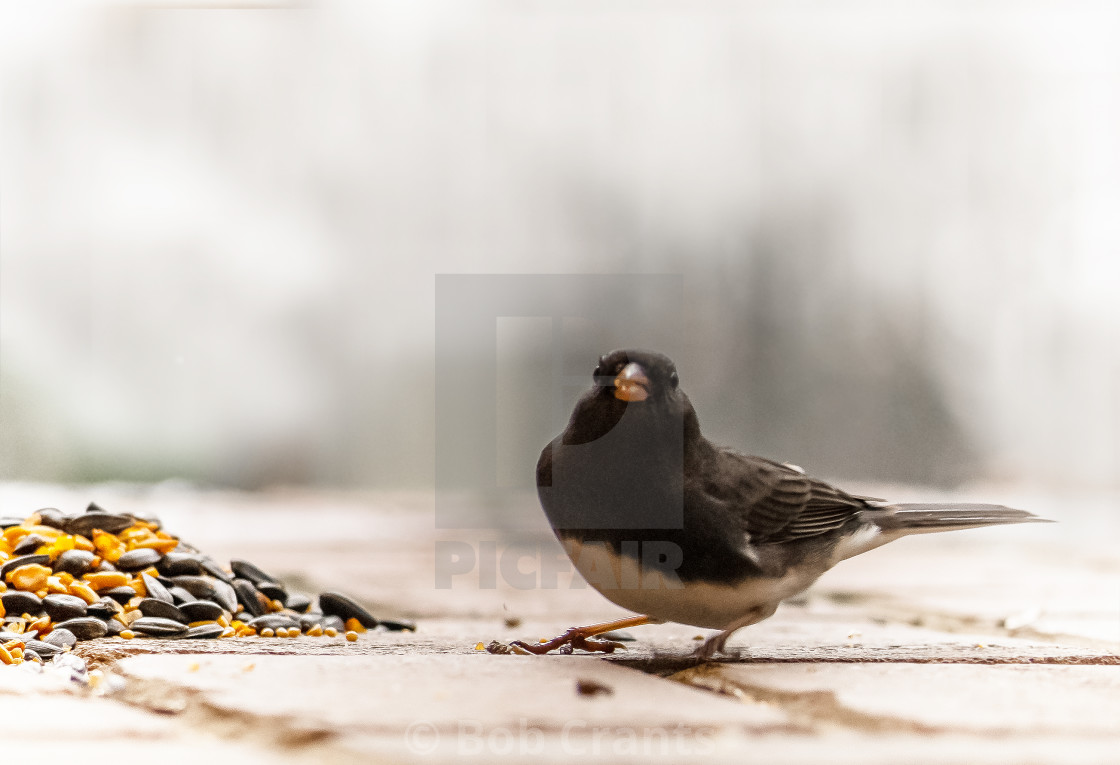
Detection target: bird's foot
<box><xmin>508</xmin><ymin>627</ymin><xmax>627</xmax><ymax>655</ymax></box>
<box><xmin>496</xmin><ymin>615</ymin><xmax>653</xmax><ymax>655</ymax></box>
<box><xmin>692</xmin><ymin>606</ymin><xmax>772</xmax><ymax>660</ymax></box>
<box><xmin>692</xmin><ymin>630</ymin><xmax>739</xmax><ymax>661</ymax></box>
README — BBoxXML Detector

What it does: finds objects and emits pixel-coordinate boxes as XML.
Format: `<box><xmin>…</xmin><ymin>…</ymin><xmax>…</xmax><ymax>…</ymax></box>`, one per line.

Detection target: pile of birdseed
<box><xmin>0</xmin><ymin>503</ymin><xmax>413</xmax><ymax>667</ymax></box>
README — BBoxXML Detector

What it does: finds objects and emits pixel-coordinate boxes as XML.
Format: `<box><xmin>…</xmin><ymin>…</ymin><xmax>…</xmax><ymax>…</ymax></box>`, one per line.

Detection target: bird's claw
<box><xmin>693</xmin><ymin>633</ymin><xmax>729</xmax><ymax>661</ymax></box>
<box><xmin>571</xmin><ymin>635</ymin><xmax>626</xmax><ymax>653</ymax></box>
<box><xmin>501</xmin><ymin>628</ymin><xmax>627</xmax><ymax>656</ymax></box>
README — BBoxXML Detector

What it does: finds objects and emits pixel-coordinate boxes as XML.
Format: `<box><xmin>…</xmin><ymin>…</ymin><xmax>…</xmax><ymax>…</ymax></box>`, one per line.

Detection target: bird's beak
<box><xmin>613</xmin><ymin>362</ymin><xmax>650</xmax><ymax>402</ymax></box>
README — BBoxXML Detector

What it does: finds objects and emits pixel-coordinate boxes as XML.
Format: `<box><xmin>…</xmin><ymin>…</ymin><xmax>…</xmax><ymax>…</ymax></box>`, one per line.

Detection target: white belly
<box><xmin>563</xmin><ymin>538</ymin><xmax>821</xmax><ymax>629</ymax></box>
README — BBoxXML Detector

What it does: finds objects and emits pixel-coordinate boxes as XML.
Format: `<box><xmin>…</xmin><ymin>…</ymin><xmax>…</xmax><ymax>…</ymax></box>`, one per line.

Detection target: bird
<box><xmin>517</xmin><ymin>349</ymin><xmax>1049</xmax><ymax>659</ymax></box>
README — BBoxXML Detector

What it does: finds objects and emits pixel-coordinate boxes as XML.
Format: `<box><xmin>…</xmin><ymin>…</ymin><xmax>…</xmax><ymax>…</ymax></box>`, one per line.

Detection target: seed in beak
<box><xmin>613</xmin><ymin>363</ymin><xmax>650</xmax><ymax>402</ymax></box>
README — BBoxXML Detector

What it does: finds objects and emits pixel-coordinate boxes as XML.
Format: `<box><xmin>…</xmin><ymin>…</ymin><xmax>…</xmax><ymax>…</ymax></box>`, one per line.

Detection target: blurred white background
<box><xmin>1</xmin><ymin>0</ymin><xmax>1117</xmax><ymax>491</ymax></box>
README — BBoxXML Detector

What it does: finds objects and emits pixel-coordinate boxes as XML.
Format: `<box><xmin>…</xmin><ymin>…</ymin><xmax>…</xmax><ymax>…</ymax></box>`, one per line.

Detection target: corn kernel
<box><xmin>8</xmin><ymin>563</ymin><xmax>51</xmax><ymax>592</ymax></box>
<box><xmin>260</xmin><ymin>627</ymin><xmax>275</xmax><ymax>638</ymax></box>
<box><xmin>345</xmin><ymin>630</ymin><xmax>358</xmax><ymax>642</ymax></box>
<box><xmin>68</xmin><ymin>582</ymin><xmax>100</xmax><ymax>605</ymax></box>
<box><xmin>344</xmin><ymin>617</ymin><xmax>368</xmax><ymax>634</ymax></box>
<box><xmin>120</xmin><ymin>527</ymin><xmax>154</xmax><ymax>542</ymax></box>
<box><xmin>83</xmin><ymin>571</ymin><xmax>130</xmax><ymax>591</ymax></box>
<box><xmin>3</xmin><ymin>527</ymin><xmax>28</xmax><ymax>546</ymax></box>
<box><xmin>134</xmin><ymin>538</ymin><xmax>179</xmax><ymax>553</ymax></box>
<box><xmin>92</xmin><ymin>530</ymin><xmax>124</xmax><ymax>562</ymax></box>
<box><xmin>41</xmin><ymin>534</ymin><xmax>75</xmax><ymax>560</ymax></box>
<box><xmin>307</xmin><ymin>624</ymin><xmax>323</xmax><ymax>637</ymax></box>
<box><xmin>324</xmin><ymin>627</ymin><xmax>338</xmax><ymax>638</ymax></box>
<box><xmin>120</xmin><ymin>630</ymin><xmax>135</xmax><ymax>639</ymax></box>
<box><xmin>22</xmin><ymin>526</ymin><xmax>62</xmax><ymax>541</ymax></box>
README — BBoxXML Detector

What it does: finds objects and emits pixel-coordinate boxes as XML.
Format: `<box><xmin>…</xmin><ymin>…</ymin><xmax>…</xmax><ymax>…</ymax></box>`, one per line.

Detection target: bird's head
<box><xmin>592</xmin><ymin>349</ymin><xmax>680</xmax><ymax>405</ymax></box>
<box><xmin>559</xmin><ymin>349</ymin><xmax>697</xmax><ymax>447</ymax></box>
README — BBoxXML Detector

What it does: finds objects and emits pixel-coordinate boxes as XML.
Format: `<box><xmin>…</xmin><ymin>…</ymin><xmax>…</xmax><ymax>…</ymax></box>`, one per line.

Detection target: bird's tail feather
<box><xmin>873</xmin><ymin>503</ymin><xmax>1051</xmax><ymax>535</ymax></box>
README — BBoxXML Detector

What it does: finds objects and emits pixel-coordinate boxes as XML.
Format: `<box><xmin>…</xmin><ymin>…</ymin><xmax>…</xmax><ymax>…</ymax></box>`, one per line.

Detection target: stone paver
<box><xmin>114</xmin><ymin>653</ymin><xmax>788</xmax><ymax>763</ymax></box>
<box><xmin>672</xmin><ymin>662</ymin><xmax>1120</xmax><ymax>735</ymax></box>
<box><xmin>1</xmin><ymin>484</ymin><xmax>1118</xmax><ymax>763</ymax></box>
<box><xmin>0</xmin><ymin>671</ymin><xmax>308</xmax><ymax>763</ymax></box>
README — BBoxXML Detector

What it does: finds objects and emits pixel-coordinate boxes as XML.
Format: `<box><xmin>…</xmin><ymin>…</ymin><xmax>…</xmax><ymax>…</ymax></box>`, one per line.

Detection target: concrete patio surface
<box><xmin>1</xmin><ymin>483</ymin><xmax>1117</xmax><ymax>763</ymax></box>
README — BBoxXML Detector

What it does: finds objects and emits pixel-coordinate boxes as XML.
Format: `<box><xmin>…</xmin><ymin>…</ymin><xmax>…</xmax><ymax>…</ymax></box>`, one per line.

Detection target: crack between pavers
<box><xmin>73</xmin><ymin>638</ymin><xmax>434</xmax><ymax>673</ymax></box>
<box><xmin>607</xmin><ymin>653</ymin><xmax>1120</xmax><ymax>678</ymax></box>
<box><xmin>604</xmin><ymin>638</ymin><xmax>1120</xmax><ymax>676</ymax></box>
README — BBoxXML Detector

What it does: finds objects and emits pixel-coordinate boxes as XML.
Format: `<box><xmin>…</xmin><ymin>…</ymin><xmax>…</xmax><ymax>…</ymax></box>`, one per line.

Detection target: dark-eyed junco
<box><xmin>520</xmin><ymin>349</ymin><xmax>1048</xmax><ymax>658</ymax></box>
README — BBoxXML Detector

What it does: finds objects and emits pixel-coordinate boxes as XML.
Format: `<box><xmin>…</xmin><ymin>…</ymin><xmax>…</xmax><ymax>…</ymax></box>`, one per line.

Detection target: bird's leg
<box><xmin>694</xmin><ymin>628</ymin><xmax>741</xmax><ymax>661</ymax></box>
<box><xmin>694</xmin><ymin>603</ymin><xmax>778</xmax><ymax>660</ymax></box>
<box><xmin>508</xmin><ymin>615</ymin><xmax>653</xmax><ymax>655</ymax></box>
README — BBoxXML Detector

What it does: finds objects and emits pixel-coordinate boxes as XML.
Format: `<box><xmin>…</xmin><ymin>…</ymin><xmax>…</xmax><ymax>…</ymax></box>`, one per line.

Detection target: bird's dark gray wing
<box><xmin>706</xmin><ymin>451</ymin><xmax>868</xmax><ymax>543</ymax></box>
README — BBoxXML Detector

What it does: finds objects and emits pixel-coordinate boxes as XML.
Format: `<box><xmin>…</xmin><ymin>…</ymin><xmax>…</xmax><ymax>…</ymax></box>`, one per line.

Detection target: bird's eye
<box><xmin>669</xmin><ymin>370</ymin><xmax>679</xmax><ymax>389</ymax></box>
<box><xmin>592</xmin><ymin>357</ymin><xmax>609</xmax><ymax>385</ymax></box>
